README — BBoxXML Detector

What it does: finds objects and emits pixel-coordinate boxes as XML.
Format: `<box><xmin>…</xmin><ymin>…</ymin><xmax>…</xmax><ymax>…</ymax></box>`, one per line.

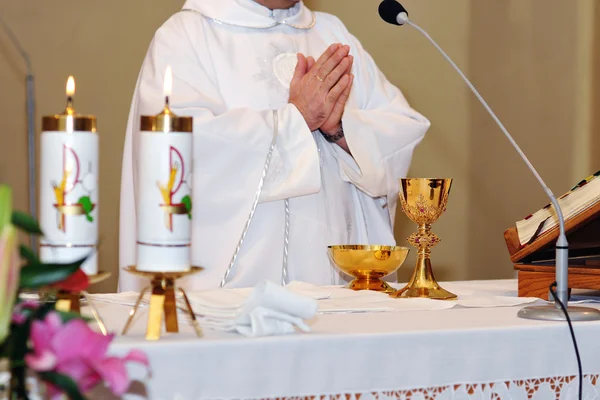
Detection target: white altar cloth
<box><xmin>91</xmin><ymin>280</ymin><xmax>600</xmax><ymax>399</ymax></box>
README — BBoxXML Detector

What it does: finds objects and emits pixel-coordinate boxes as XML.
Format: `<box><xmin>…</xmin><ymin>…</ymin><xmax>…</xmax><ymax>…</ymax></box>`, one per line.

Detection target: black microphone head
<box><xmin>378</xmin><ymin>0</ymin><xmax>409</xmax><ymax>26</ymax></box>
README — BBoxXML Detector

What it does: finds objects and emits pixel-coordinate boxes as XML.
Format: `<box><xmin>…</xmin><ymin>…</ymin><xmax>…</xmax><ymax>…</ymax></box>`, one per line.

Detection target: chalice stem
<box><xmin>391</xmin><ymin>224</ymin><xmax>457</xmax><ymax>300</ymax></box>
<box><xmin>407</xmin><ymin>223</ymin><xmax>441</xmax><ymax>289</ymax></box>
<box><xmin>412</xmin><ymin>253</ymin><xmax>436</xmax><ymax>287</ymax></box>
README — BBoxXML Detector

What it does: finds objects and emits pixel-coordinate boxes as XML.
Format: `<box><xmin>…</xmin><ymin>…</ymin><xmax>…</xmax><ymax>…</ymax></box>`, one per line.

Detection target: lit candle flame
<box><xmin>66</xmin><ymin>76</ymin><xmax>75</xmax><ymax>97</ymax></box>
<box><xmin>164</xmin><ymin>66</ymin><xmax>172</xmax><ymax>98</ymax></box>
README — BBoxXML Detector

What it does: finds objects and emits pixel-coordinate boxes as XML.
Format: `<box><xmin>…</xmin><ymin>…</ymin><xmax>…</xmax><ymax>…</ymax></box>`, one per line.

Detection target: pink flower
<box><xmin>25</xmin><ymin>313</ymin><xmax>149</xmax><ymax>398</ymax></box>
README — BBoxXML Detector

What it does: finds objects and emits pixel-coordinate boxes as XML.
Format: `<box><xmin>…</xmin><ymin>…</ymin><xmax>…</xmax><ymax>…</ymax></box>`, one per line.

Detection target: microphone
<box><xmin>378</xmin><ymin>0</ymin><xmax>408</xmax><ymax>26</ymax></box>
<box><xmin>378</xmin><ymin>0</ymin><xmax>600</xmax><ymax>322</ymax></box>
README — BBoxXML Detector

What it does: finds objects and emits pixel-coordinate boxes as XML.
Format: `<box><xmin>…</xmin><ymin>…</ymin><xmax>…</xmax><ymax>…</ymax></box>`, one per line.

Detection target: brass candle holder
<box><xmin>328</xmin><ymin>245</ymin><xmax>410</xmax><ymax>293</ymax></box>
<box><xmin>54</xmin><ymin>271</ymin><xmax>111</xmax><ymax>335</ymax></box>
<box><xmin>121</xmin><ymin>266</ymin><xmax>203</xmax><ymax>341</ymax></box>
<box><xmin>390</xmin><ymin>178</ymin><xmax>457</xmax><ymax>300</ymax></box>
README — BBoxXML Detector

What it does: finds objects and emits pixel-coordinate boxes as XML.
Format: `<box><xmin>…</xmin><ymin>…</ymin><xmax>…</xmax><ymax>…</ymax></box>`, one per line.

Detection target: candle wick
<box><xmin>165</xmin><ymin>96</ymin><xmax>170</xmax><ymax>107</ymax></box>
<box><xmin>67</xmin><ymin>97</ymin><xmax>73</xmax><ymax>108</ymax></box>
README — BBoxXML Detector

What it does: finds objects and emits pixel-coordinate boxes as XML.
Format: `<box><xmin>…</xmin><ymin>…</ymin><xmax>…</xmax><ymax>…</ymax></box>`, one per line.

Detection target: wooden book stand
<box><xmin>504</xmin><ymin>202</ymin><xmax>600</xmax><ymax>300</ymax></box>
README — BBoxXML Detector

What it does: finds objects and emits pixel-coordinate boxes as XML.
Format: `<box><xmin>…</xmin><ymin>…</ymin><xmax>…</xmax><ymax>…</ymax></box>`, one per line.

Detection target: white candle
<box><xmin>40</xmin><ymin>76</ymin><xmax>99</xmax><ymax>275</ymax></box>
<box><xmin>136</xmin><ymin>66</ymin><xmax>194</xmax><ymax>272</ymax></box>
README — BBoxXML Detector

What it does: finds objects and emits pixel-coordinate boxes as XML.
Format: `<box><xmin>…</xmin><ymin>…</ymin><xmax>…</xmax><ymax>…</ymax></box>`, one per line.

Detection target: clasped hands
<box><xmin>289</xmin><ymin>43</ymin><xmax>354</xmax><ymax>136</ymax></box>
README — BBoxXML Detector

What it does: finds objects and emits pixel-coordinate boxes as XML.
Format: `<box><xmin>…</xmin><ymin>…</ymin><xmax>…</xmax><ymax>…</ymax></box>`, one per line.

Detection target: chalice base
<box><xmin>348</xmin><ymin>277</ymin><xmax>396</xmax><ymax>294</ymax></box>
<box><xmin>391</xmin><ymin>284</ymin><xmax>457</xmax><ymax>300</ymax></box>
<box><xmin>389</xmin><ymin>257</ymin><xmax>457</xmax><ymax>300</ymax></box>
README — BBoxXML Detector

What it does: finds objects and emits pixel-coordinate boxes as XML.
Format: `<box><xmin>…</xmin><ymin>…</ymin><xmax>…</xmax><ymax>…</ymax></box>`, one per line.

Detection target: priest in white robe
<box><xmin>119</xmin><ymin>0</ymin><xmax>430</xmax><ymax>291</ymax></box>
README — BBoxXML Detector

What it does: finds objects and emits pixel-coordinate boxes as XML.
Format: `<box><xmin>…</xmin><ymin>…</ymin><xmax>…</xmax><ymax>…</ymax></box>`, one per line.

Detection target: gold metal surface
<box><xmin>54</xmin><ymin>204</ymin><xmax>96</xmax><ymax>216</ymax></box>
<box><xmin>121</xmin><ymin>266</ymin><xmax>204</xmax><ymax>341</ymax></box>
<box><xmin>147</xmin><ymin>290</ymin><xmax>166</xmax><ymax>341</ymax></box>
<box><xmin>179</xmin><ymin>288</ymin><xmax>204</xmax><ymax>338</ymax></box>
<box><xmin>42</xmin><ymin>114</ymin><xmax>97</xmax><ymax>132</ymax></box>
<box><xmin>81</xmin><ymin>291</ymin><xmax>108</xmax><ymax>336</ymax></box>
<box><xmin>42</xmin><ymin>99</ymin><xmax>96</xmax><ymax>133</ymax></box>
<box><xmin>123</xmin><ymin>266</ymin><xmax>202</xmax><ymax>280</ymax></box>
<box><xmin>328</xmin><ymin>245</ymin><xmax>410</xmax><ymax>293</ymax></box>
<box><xmin>122</xmin><ymin>287</ymin><xmax>149</xmax><ymax>337</ymax></box>
<box><xmin>390</xmin><ymin>178</ymin><xmax>457</xmax><ymax>300</ymax></box>
<box><xmin>162</xmin><ymin>277</ymin><xmax>179</xmax><ymax>333</ymax></box>
<box><xmin>159</xmin><ymin>204</ymin><xmax>188</xmax><ymax>215</ymax></box>
<box><xmin>140</xmin><ymin>104</ymin><xmax>193</xmax><ymax>133</ymax></box>
<box><xmin>56</xmin><ymin>291</ymin><xmax>80</xmax><ymax>313</ymax></box>
<box><xmin>88</xmin><ymin>270</ymin><xmax>111</xmax><ymax>285</ymax></box>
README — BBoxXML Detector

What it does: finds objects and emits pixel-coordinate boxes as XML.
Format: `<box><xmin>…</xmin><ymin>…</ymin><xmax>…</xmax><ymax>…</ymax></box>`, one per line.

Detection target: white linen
<box><xmin>456</xmin><ymin>295</ymin><xmax>538</xmax><ymax>308</ymax></box>
<box><xmin>118</xmin><ymin>0</ymin><xmax>430</xmax><ymax>292</ymax></box>
<box><xmin>88</xmin><ymin>280</ymin><xmax>540</xmax><ymax>322</ymax></box>
<box><xmin>196</xmin><ymin>280</ymin><xmax>318</xmax><ymax>337</ymax></box>
<box><xmin>87</xmin><ymin>292</ymin><xmax>142</xmax><ymax>307</ymax></box>
<box><xmin>234</xmin><ymin>308</ymin><xmax>309</xmax><ymax>337</ymax></box>
<box><xmin>93</xmin><ymin>279</ymin><xmax>600</xmax><ymax>400</ymax></box>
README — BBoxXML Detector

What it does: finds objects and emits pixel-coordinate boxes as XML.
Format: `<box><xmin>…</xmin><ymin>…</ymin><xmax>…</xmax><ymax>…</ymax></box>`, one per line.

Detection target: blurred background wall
<box><xmin>1</xmin><ymin>0</ymin><xmax>598</xmax><ymax>291</ymax></box>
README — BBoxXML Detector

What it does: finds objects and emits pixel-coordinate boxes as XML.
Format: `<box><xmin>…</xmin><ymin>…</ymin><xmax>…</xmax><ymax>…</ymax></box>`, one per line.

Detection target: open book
<box><xmin>515</xmin><ymin>170</ymin><xmax>600</xmax><ymax>245</ymax></box>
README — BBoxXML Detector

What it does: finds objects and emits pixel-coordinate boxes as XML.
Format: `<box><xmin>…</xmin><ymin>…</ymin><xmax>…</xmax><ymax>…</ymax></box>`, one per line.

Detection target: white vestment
<box><xmin>119</xmin><ymin>0</ymin><xmax>430</xmax><ymax>291</ymax></box>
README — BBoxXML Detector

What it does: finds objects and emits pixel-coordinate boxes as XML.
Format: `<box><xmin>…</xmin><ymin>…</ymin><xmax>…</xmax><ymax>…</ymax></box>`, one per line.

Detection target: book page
<box><xmin>516</xmin><ymin>174</ymin><xmax>600</xmax><ymax>245</ymax></box>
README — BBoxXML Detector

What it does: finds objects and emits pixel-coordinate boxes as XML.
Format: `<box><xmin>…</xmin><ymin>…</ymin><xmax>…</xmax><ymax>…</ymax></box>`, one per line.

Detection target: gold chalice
<box><xmin>328</xmin><ymin>245</ymin><xmax>410</xmax><ymax>293</ymax></box>
<box><xmin>390</xmin><ymin>178</ymin><xmax>456</xmax><ymax>300</ymax></box>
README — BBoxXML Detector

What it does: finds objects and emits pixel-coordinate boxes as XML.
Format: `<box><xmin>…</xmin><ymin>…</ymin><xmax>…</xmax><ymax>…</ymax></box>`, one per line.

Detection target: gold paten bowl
<box><xmin>327</xmin><ymin>245</ymin><xmax>410</xmax><ymax>293</ymax></box>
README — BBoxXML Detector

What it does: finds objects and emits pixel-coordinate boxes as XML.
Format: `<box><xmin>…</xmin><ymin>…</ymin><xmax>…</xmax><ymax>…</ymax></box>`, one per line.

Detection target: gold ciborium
<box><xmin>390</xmin><ymin>178</ymin><xmax>456</xmax><ymax>300</ymax></box>
<box><xmin>328</xmin><ymin>245</ymin><xmax>410</xmax><ymax>293</ymax></box>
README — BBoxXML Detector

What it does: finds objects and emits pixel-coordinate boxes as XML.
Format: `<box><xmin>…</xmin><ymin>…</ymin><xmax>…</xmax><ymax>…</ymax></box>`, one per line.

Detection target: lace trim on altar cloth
<box><xmin>265</xmin><ymin>375</ymin><xmax>600</xmax><ymax>400</ymax></box>
<box><xmin>1</xmin><ymin>374</ymin><xmax>598</xmax><ymax>399</ymax></box>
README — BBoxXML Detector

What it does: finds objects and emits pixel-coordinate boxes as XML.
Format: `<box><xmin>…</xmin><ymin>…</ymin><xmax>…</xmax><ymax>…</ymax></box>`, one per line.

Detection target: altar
<box><xmin>81</xmin><ymin>279</ymin><xmax>600</xmax><ymax>400</ymax></box>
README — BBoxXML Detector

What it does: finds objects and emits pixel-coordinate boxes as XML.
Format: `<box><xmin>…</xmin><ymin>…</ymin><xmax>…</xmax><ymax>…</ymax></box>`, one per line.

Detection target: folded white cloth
<box><xmin>185</xmin><ymin>281</ymin><xmax>408</xmax><ymax>317</ymax></box>
<box><xmin>88</xmin><ymin>292</ymin><xmax>143</xmax><ymax>307</ymax></box>
<box><xmin>187</xmin><ymin>281</ymin><xmax>318</xmax><ymax>337</ymax></box>
<box><xmin>285</xmin><ymin>281</ymin><xmax>332</xmax><ymax>299</ymax></box>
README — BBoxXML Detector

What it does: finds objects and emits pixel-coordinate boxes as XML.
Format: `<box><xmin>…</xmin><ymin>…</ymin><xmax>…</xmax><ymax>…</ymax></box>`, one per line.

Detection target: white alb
<box><xmin>119</xmin><ymin>0</ymin><xmax>430</xmax><ymax>291</ymax></box>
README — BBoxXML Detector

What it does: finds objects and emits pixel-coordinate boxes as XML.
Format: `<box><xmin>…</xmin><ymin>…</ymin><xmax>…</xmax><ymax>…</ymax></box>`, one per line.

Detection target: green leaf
<box><xmin>0</xmin><ymin>339</ymin><xmax>7</xmax><ymax>358</ymax></box>
<box><xmin>19</xmin><ymin>245</ymin><xmax>40</xmax><ymax>264</ymax></box>
<box><xmin>11</xmin><ymin>211</ymin><xmax>43</xmax><ymax>235</ymax></box>
<box><xmin>39</xmin><ymin>372</ymin><xmax>86</xmax><ymax>400</ymax></box>
<box><xmin>78</xmin><ymin>196</ymin><xmax>94</xmax><ymax>223</ymax></box>
<box><xmin>0</xmin><ymin>185</ymin><xmax>12</xmax><ymax>233</ymax></box>
<box><xmin>182</xmin><ymin>195</ymin><xmax>192</xmax><ymax>220</ymax></box>
<box><xmin>78</xmin><ymin>196</ymin><xmax>93</xmax><ymax>213</ymax></box>
<box><xmin>19</xmin><ymin>257</ymin><xmax>87</xmax><ymax>289</ymax></box>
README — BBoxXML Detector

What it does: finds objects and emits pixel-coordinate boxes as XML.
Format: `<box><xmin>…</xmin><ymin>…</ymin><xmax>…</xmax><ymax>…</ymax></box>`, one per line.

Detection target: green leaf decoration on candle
<box><xmin>78</xmin><ymin>196</ymin><xmax>94</xmax><ymax>222</ymax></box>
<box><xmin>182</xmin><ymin>195</ymin><xmax>192</xmax><ymax>220</ymax></box>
